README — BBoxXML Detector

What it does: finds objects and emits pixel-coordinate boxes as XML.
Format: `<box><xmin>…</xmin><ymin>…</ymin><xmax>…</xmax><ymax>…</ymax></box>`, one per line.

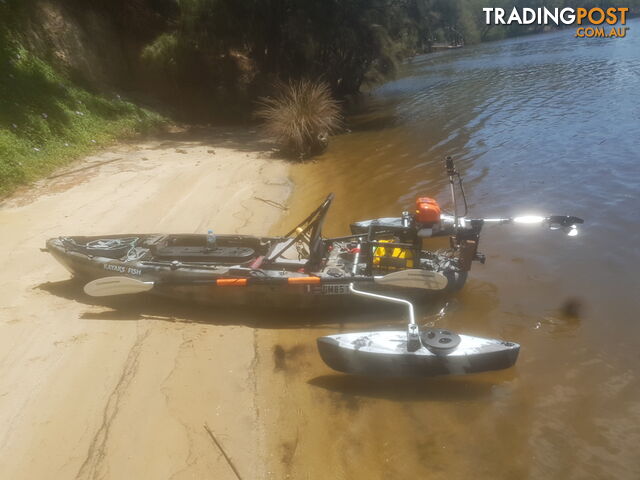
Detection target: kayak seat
<box><xmin>153</xmin><ymin>245</ymin><xmax>256</xmax><ymax>264</ymax></box>
<box><xmin>265</xmin><ymin>240</ymin><xmax>310</xmax><ymax>270</ymax></box>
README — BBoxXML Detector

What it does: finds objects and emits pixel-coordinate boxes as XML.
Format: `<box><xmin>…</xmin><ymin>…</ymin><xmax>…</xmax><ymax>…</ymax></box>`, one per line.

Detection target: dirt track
<box><xmin>0</xmin><ymin>128</ymin><xmax>291</xmax><ymax>479</ymax></box>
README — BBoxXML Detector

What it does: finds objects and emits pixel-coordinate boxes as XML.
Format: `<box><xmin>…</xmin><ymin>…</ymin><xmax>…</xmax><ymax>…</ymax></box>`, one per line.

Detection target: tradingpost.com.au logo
<box><xmin>483</xmin><ymin>7</ymin><xmax>630</xmax><ymax>38</ymax></box>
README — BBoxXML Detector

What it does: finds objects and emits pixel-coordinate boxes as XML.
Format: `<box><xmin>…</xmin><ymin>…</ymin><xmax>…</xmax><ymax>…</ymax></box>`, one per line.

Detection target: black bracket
<box><xmin>445</xmin><ymin>156</ymin><xmax>456</xmax><ymax>176</ymax></box>
<box><xmin>407</xmin><ymin>324</ymin><xmax>421</xmax><ymax>352</ymax></box>
<box><xmin>474</xmin><ymin>252</ymin><xmax>486</xmax><ymax>264</ymax></box>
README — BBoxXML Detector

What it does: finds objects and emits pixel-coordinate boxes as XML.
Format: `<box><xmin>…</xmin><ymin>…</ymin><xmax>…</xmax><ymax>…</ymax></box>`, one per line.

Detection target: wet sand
<box><xmin>0</xmin><ymin>127</ymin><xmax>291</xmax><ymax>479</ymax></box>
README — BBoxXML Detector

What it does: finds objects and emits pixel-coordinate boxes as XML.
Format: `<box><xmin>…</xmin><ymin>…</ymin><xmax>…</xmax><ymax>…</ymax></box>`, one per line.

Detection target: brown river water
<box><xmin>258</xmin><ymin>22</ymin><xmax>640</xmax><ymax>479</ymax></box>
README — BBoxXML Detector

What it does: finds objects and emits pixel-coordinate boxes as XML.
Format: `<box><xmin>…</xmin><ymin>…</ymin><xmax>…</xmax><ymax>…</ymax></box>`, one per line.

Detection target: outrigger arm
<box><xmin>349</xmin><ymin>242</ymin><xmax>422</xmax><ymax>352</ymax></box>
<box><xmin>348</xmin><ymin>284</ymin><xmax>421</xmax><ymax>352</ymax></box>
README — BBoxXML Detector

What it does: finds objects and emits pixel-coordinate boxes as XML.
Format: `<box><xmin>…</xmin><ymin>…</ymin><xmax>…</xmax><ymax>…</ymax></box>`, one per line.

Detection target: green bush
<box><xmin>0</xmin><ymin>34</ymin><xmax>164</xmax><ymax>197</ymax></box>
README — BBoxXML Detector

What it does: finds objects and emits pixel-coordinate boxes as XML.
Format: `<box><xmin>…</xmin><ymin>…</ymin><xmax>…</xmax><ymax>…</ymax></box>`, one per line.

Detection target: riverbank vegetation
<box><xmin>0</xmin><ymin>5</ymin><xmax>164</xmax><ymax>197</ymax></box>
<box><xmin>93</xmin><ymin>0</ymin><xmax>640</xmax><ymax>114</ymax></box>
<box><xmin>2</xmin><ymin>0</ymin><xmax>639</xmax><ymax>192</ymax></box>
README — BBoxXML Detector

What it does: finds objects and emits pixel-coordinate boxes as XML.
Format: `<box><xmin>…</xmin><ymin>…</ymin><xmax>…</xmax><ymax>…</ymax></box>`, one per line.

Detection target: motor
<box><xmin>350</xmin><ymin>156</ymin><xmax>584</xmax><ymax>273</ymax></box>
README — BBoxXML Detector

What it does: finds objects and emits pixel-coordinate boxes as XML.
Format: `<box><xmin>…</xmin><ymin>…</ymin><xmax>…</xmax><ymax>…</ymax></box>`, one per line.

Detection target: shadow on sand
<box><xmin>144</xmin><ymin>126</ymin><xmax>279</xmax><ymax>157</ymax></box>
<box><xmin>36</xmin><ymin>278</ymin><xmax>405</xmax><ymax>330</ymax></box>
<box><xmin>308</xmin><ymin>369</ymin><xmax>517</xmax><ymax>402</ymax></box>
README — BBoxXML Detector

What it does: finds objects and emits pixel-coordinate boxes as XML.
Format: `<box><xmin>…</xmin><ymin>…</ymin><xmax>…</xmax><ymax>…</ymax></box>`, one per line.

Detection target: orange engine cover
<box><xmin>415</xmin><ymin>197</ymin><xmax>441</xmax><ymax>224</ymax></box>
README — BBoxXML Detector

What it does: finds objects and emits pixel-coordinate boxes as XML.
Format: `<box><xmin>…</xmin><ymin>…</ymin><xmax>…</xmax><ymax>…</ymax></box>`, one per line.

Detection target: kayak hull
<box><xmin>317</xmin><ymin>331</ymin><xmax>519</xmax><ymax>376</ymax></box>
<box><xmin>46</xmin><ymin>235</ymin><xmax>464</xmax><ymax>308</ymax></box>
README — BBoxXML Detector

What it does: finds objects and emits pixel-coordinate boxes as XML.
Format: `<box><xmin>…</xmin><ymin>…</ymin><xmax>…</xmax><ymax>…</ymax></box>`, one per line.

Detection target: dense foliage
<box><xmin>107</xmin><ymin>0</ymin><xmax>640</xmax><ymax>116</ymax></box>
<box><xmin>137</xmin><ymin>0</ymin><xmax>420</xmax><ymax>117</ymax></box>
<box><xmin>8</xmin><ymin>0</ymin><xmax>639</xmax><ymax>119</ymax></box>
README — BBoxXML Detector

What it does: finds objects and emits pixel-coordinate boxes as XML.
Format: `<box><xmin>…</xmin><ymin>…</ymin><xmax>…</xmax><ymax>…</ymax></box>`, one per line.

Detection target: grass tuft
<box><xmin>255</xmin><ymin>80</ymin><xmax>341</xmax><ymax>158</ymax></box>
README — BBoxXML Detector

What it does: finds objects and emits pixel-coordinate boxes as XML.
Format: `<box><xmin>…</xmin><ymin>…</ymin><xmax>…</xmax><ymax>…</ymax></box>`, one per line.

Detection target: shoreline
<box><xmin>0</xmin><ymin>127</ymin><xmax>293</xmax><ymax>478</ymax></box>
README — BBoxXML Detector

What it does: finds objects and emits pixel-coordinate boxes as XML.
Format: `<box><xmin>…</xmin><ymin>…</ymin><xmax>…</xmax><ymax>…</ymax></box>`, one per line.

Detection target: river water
<box><xmin>260</xmin><ymin>23</ymin><xmax>640</xmax><ymax>479</ymax></box>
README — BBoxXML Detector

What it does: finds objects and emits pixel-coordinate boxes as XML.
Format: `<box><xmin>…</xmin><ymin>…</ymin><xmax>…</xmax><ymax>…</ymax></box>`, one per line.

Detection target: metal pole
<box><xmin>348</xmin><ymin>283</ymin><xmax>416</xmax><ymax>326</ymax></box>
<box><xmin>349</xmin><ymin>242</ymin><xmax>420</xmax><ymax>351</ymax></box>
<box><xmin>446</xmin><ymin>156</ymin><xmax>459</xmax><ymax>228</ymax></box>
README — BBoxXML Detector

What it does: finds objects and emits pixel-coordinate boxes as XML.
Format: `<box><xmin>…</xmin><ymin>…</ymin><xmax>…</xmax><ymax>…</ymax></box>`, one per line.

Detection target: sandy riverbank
<box><xmin>0</xmin><ymin>127</ymin><xmax>292</xmax><ymax>479</ymax></box>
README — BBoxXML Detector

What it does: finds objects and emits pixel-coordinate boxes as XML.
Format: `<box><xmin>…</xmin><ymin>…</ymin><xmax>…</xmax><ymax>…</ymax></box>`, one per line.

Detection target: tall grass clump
<box><xmin>256</xmin><ymin>80</ymin><xmax>341</xmax><ymax>158</ymax></box>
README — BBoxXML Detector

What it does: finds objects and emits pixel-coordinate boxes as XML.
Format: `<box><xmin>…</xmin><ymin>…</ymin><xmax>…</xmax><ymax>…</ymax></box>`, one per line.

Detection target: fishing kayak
<box><xmin>45</xmin><ymin>231</ymin><xmax>455</xmax><ymax>307</ymax></box>
<box><xmin>317</xmin><ymin>329</ymin><xmax>520</xmax><ymax>377</ymax></box>
<box><xmin>44</xmin><ymin>155</ymin><xmax>583</xmax><ymax>378</ymax></box>
<box><xmin>45</xmin><ymin>157</ymin><xmax>581</xmax><ymax>309</ymax></box>
<box><xmin>45</xmin><ymin>193</ymin><xmax>463</xmax><ymax>307</ymax></box>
